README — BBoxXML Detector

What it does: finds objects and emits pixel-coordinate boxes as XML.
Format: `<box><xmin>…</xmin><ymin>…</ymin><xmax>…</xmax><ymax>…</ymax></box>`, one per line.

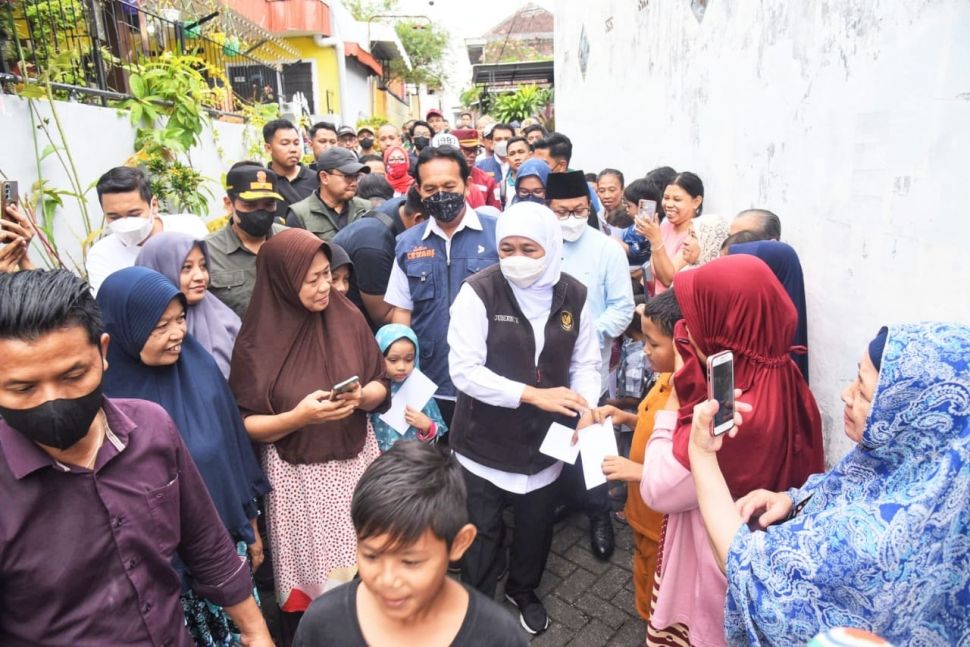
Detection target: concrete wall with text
<box><xmin>554</xmin><ymin>0</ymin><xmax>970</xmax><ymax>463</ymax></box>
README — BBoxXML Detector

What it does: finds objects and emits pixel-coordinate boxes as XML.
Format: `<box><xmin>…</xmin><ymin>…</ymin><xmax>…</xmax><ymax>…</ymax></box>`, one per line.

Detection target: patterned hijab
<box><xmin>685</xmin><ymin>214</ymin><xmax>730</xmax><ymax>267</ymax></box>
<box><xmin>725</xmin><ymin>322</ymin><xmax>970</xmax><ymax>645</ymax></box>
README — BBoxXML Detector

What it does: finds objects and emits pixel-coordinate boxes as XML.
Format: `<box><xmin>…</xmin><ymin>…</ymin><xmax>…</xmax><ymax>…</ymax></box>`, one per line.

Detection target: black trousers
<box><xmin>559</xmin><ymin>455</ymin><xmax>611</xmax><ymax>516</ymax></box>
<box><xmin>460</xmin><ymin>465</ymin><xmax>558</xmax><ymax>599</ymax></box>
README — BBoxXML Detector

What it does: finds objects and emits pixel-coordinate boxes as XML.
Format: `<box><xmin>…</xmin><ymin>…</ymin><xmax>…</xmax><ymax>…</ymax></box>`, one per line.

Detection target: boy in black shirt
<box><xmin>293</xmin><ymin>442</ymin><xmax>528</xmax><ymax>646</ymax></box>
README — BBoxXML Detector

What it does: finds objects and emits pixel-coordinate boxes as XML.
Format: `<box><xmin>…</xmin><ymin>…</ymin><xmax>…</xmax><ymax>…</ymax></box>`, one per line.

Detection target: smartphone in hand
<box><xmin>330</xmin><ymin>375</ymin><xmax>360</xmax><ymax>400</ymax></box>
<box><xmin>637</xmin><ymin>199</ymin><xmax>657</xmax><ymax>225</ymax></box>
<box><xmin>1</xmin><ymin>180</ymin><xmax>19</xmax><ymax>219</ymax></box>
<box><xmin>707</xmin><ymin>351</ymin><xmax>735</xmax><ymax>436</ymax></box>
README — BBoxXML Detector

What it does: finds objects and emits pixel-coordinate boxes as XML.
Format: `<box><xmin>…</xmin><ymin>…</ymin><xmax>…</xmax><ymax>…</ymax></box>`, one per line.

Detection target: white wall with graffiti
<box><xmin>554</xmin><ymin>0</ymin><xmax>970</xmax><ymax>464</ymax></box>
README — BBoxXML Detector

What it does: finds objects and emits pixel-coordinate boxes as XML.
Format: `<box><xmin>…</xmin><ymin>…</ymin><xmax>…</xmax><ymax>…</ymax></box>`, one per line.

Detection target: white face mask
<box><xmin>559</xmin><ymin>217</ymin><xmax>588</xmax><ymax>242</ymax></box>
<box><xmin>494</xmin><ymin>140</ymin><xmax>509</xmax><ymax>158</ymax></box>
<box><xmin>499</xmin><ymin>254</ymin><xmax>547</xmax><ymax>289</ymax></box>
<box><xmin>109</xmin><ymin>216</ymin><xmax>154</xmax><ymax>247</ymax></box>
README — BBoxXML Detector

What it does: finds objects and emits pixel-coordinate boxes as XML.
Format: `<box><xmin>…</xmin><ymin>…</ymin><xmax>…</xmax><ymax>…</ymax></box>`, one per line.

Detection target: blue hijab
<box><xmin>97</xmin><ymin>267</ymin><xmax>269</xmax><ymax>543</ymax></box>
<box><xmin>729</xmin><ymin>240</ymin><xmax>809</xmax><ymax>383</ymax></box>
<box><xmin>512</xmin><ymin>159</ymin><xmax>551</xmax><ymax>204</ymax></box>
<box><xmin>375</xmin><ymin>324</ymin><xmax>421</xmax><ymax>394</ymax></box>
<box><xmin>725</xmin><ymin>322</ymin><xmax>970</xmax><ymax>645</ymax></box>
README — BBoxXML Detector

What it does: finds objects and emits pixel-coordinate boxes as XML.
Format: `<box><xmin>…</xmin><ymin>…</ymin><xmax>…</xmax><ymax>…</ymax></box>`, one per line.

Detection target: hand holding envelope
<box><xmin>539</xmin><ymin>418</ymin><xmax>617</xmax><ymax>489</ymax></box>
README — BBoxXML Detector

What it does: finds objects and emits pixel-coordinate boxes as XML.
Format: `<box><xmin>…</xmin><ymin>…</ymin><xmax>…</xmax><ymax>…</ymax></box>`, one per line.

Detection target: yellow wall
<box><xmin>252</xmin><ymin>36</ymin><xmax>340</xmax><ymax>117</ymax></box>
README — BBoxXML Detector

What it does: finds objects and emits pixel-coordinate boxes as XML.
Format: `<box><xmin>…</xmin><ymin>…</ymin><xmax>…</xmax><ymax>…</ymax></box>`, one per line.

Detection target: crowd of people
<box><xmin>0</xmin><ymin>107</ymin><xmax>967</xmax><ymax>647</ymax></box>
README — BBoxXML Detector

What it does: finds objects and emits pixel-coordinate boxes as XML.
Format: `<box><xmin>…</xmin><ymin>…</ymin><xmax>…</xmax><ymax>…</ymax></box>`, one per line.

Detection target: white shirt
<box><xmin>447</xmin><ymin>282</ymin><xmax>602</xmax><ymax>494</ymax></box>
<box><xmin>384</xmin><ymin>205</ymin><xmax>482</xmax><ymax>311</ymax></box>
<box><xmin>86</xmin><ymin>214</ymin><xmax>210</xmax><ymax>294</ymax></box>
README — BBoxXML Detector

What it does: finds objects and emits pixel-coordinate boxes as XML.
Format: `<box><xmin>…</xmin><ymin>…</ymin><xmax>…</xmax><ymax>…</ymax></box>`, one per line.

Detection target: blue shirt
<box><xmin>561</xmin><ymin>226</ymin><xmax>636</xmax><ymax>392</ymax></box>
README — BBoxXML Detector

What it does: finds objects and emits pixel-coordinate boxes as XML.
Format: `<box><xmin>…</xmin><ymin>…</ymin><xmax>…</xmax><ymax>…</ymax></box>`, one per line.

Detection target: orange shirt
<box><xmin>625</xmin><ymin>372</ymin><xmax>673</xmax><ymax>540</ymax></box>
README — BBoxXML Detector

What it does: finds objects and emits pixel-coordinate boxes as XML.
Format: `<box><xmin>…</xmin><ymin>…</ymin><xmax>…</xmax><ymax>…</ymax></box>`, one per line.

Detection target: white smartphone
<box><xmin>707</xmin><ymin>351</ymin><xmax>735</xmax><ymax>436</ymax></box>
<box><xmin>637</xmin><ymin>199</ymin><xmax>657</xmax><ymax>223</ymax></box>
<box><xmin>330</xmin><ymin>375</ymin><xmax>360</xmax><ymax>400</ymax></box>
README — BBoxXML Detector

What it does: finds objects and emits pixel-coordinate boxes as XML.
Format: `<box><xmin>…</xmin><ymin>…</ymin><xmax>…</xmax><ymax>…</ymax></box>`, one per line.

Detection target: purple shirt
<box><xmin>0</xmin><ymin>398</ymin><xmax>254</xmax><ymax>646</ymax></box>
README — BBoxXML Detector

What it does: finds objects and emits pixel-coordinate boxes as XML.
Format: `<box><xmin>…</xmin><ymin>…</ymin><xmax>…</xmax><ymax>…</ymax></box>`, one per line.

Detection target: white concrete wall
<box><xmin>345</xmin><ymin>59</ymin><xmax>374</xmax><ymax>126</ymax></box>
<box><xmin>0</xmin><ymin>95</ymin><xmax>249</xmax><ymax>275</ymax></box>
<box><xmin>554</xmin><ymin>0</ymin><xmax>970</xmax><ymax>464</ymax></box>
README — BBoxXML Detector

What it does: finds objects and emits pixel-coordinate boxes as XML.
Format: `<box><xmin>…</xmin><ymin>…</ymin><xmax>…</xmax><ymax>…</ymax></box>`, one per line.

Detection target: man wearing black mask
<box><xmin>205</xmin><ymin>162</ymin><xmax>288</xmax><ymax>318</ymax></box>
<box><xmin>357</xmin><ymin>126</ymin><xmax>376</xmax><ymax>155</ymax></box>
<box><xmin>409</xmin><ymin>120</ymin><xmax>433</xmax><ymax>154</ymax></box>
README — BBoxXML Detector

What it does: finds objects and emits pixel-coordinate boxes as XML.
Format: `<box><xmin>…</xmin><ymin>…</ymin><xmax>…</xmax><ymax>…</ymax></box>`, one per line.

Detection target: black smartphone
<box><xmin>707</xmin><ymin>351</ymin><xmax>735</xmax><ymax>436</ymax></box>
<box><xmin>1</xmin><ymin>180</ymin><xmax>19</xmax><ymax>219</ymax></box>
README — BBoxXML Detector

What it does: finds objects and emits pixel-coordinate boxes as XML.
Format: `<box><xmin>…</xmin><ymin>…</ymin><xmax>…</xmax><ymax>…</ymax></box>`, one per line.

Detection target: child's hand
<box><xmin>602</xmin><ymin>456</ymin><xmax>643</xmax><ymax>482</ymax></box>
<box><xmin>404</xmin><ymin>406</ymin><xmax>433</xmax><ymax>433</ymax></box>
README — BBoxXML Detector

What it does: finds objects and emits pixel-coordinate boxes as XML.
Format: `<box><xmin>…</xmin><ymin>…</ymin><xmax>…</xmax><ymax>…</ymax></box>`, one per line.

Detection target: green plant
<box><xmin>240</xmin><ymin>101</ymin><xmax>280</xmax><ymax>161</ymax></box>
<box><xmin>346</xmin><ymin>0</ymin><xmax>398</xmax><ymax>21</ymax></box>
<box><xmin>459</xmin><ymin>85</ymin><xmax>486</xmax><ymax>109</ymax></box>
<box><xmin>391</xmin><ymin>20</ymin><xmax>450</xmax><ymax>90</ymax></box>
<box><xmin>20</xmin><ymin>0</ymin><xmax>88</xmax><ymax>85</ymax></box>
<box><xmin>356</xmin><ymin>115</ymin><xmax>389</xmax><ymax>131</ymax></box>
<box><xmin>490</xmin><ymin>84</ymin><xmax>553</xmax><ymax>123</ymax></box>
<box><xmin>119</xmin><ymin>52</ymin><xmax>227</xmax><ymax>216</ymax></box>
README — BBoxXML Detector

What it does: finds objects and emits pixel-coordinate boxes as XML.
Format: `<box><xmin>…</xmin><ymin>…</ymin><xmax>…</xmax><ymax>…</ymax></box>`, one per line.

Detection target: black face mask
<box><xmin>0</xmin><ymin>382</ymin><xmax>104</xmax><ymax>450</ymax></box>
<box><xmin>236</xmin><ymin>208</ymin><xmax>275</xmax><ymax>237</ymax></box>
<box><xmin>420</xmin><ymin>191</ymin><xmax>465</xmax><ymax>223</ymax></box>
<box><xmin>413</xmin><ymin>136</ymin><xmax>430</xmax><ymax>151</ymax></box>
<box><xmin>359</xmin><ymin>137</ymin><xmax>374</xmax><ymax>150</ymax></box>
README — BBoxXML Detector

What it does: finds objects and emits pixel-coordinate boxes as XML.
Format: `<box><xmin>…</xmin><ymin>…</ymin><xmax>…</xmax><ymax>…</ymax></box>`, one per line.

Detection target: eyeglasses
<box><xmin>517</xmin><ymin>188</ymin><xmax>546</xmax><ymax>199</ymax></box>
<box><xmin>552</xmin><ymin>207</ymin><xmax>590</xmax><ymax>220</ymax></box>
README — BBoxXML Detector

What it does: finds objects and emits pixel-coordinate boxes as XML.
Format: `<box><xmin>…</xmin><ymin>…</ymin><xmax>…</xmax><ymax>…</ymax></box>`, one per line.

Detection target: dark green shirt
<box><xmin>285</xmin><ymin>191</ymin><xmax>372</xmax><ymax>242</ymax></box>
<box><xmin>205</xmin><ymin>222</ymin><xmax>287</xmax><ymax>319</ymax></box>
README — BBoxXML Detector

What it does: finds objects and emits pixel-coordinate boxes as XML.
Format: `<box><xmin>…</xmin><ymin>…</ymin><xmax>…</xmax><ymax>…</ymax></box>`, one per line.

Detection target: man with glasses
<box><xmin>546</xmin><ymin>170</ymin><xmax>634</xmax><ymax>563</ymax></box>
<box><xmin>286</xmin><ymin>148</ymin><xmax>372</xmax><ymax>242</ymax></box>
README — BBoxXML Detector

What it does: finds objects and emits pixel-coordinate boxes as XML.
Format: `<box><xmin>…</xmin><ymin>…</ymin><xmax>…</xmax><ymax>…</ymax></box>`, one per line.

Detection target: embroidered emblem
<box><xmin>251</xmin><ymin>170</ymin><xmax>273</xmax><ymax>190</ymax></box>
<box><xmin>560</xmin><ymin>311</ymin><xmax>574</xmax><ymax>331</ymax></box>
<box><xmin>407</xmin><ymin>247</ymin><xmax>436</xmax><ymax>260</ymax></box>
<box><xmin>494</xmin><ymin>314</ymin><xmax>519</xmax><ymax>323</ymax></box>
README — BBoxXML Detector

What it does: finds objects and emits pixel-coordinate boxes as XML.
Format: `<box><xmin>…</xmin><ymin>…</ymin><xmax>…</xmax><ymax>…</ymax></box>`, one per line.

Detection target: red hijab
<box><xmin>671</xmin><ymin>255</ymin><xmax>823</xmax><ymax>497</ymax></box>
<box><xmin>383</xmin><ymin>145</ymin><xmax>413</xmax><ymax>194</ymax></box>
<box><xmin>229</xmin><ymin>229</ymin><xmax>388</xmax><ymax>464</ymax></box>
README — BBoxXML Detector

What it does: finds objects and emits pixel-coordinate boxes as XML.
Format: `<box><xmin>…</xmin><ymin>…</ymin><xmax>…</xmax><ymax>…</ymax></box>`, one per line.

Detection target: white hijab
<box><xmin>495</xmin><ymin>202</ymin><xmax>563</xmax><ymax>320</ymax></box>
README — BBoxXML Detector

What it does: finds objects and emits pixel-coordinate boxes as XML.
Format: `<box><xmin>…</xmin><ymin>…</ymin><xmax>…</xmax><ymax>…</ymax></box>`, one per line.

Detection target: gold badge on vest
<box><xmin>560</xmin><ymin>311</ymin><xmax>574</xmax><ymax>331</ymax></box>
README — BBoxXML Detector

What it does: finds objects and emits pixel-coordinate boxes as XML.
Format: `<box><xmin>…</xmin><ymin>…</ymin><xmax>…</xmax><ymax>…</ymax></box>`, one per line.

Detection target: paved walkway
<box><xmin>496</xmin><ymin>508</ymin><xmax>646</xmax><ymax>646</ymax></box>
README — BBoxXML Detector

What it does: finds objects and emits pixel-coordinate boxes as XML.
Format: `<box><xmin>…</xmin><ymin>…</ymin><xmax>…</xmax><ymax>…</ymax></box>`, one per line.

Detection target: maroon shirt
<box><xmin>0</xmin><ymin>398</ymin><xmax>254</xmax><ymax>646</ymax></box>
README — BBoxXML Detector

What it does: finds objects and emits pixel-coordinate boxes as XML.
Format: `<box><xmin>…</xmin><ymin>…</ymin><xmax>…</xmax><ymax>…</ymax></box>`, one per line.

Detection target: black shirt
<box><xmin>331</xmin><ymin>216</ymin><xmax>396</xmax><ymax>332</ymax></box>
<box><xmin>292</xmin><ymin>579</ymin><xmax>528</xmax><ymax>647</ymax></box>
<box><xmin>271</xmin><ymin>164</ymin><xmax>318</xmax><ymax>221</ymax></box>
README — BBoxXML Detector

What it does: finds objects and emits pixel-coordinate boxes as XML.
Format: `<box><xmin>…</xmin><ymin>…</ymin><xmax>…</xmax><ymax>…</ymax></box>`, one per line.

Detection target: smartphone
<box><xmin>330</xmin><ymin>375</ymin><xmax>360</xmax><ymax>400</ymax></box>
<box><xmin>0</xmin><ymin>180</ymin><xmax>18</xmax><ymax>219</ymax></box>
<box><xmin>637</xmin><ymin>199</ymin><xmax>657</xmax><ymax>224</ymax></box>
<box><xmin>707</xmin><ymin>351</ymin><xmax>735</xmax><ymax>436</ymax></box>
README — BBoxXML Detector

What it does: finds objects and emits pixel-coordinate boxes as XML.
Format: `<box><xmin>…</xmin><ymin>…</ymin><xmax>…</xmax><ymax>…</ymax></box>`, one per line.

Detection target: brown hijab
<box><xmin>230</xmin><ymin>229</ymin><xmax>388</xmax><ymax>464</ymax></box>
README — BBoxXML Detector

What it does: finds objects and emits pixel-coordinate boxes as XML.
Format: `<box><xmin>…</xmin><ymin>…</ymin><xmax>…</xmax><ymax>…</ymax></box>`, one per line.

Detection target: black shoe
<box><xmin>505</xmin><ymin>591</ymin><xmax>549</xmax><ymax>635</ymax></box>
<box><xmin>589</xmin><ymin>512</ymin><xmax>615</xmax><ymax>561</ymax></box>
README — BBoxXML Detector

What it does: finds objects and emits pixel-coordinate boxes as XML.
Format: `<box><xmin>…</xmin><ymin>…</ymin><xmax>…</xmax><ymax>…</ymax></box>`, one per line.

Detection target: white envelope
<box><xmin>378</xmin><ymin>368</ymin><xmax>439</xmax><ymax>435</ymax></box>
<box><xmin>539</xmin><ymin>422</ymin><xmax>581</xmax><ymax>464</ymax></box>
<box><xmin>578</xmin><ymin>418</ymin><xmax>618</xmax><ymax>489</ymax></box>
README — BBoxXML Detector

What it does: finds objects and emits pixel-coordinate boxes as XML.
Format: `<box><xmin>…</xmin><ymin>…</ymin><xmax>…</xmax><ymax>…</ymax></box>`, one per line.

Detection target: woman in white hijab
<box><xmin>446</xmin><ymin>201</ymin><xmax>602</xmax><ymax>635</ymax></box>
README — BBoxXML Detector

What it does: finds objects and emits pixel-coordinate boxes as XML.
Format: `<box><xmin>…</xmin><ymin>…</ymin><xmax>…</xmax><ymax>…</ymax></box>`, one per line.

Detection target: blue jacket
<box><xmin>394</xmin><ymin>211</ymin><xmax>499</xmax><ymax>397</ymax></box>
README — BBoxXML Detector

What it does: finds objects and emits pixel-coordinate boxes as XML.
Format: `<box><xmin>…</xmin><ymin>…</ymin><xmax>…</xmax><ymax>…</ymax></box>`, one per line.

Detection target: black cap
<box><xmin>546</xmin><ymin>170</ymin><xmax>589</xmax><ymax>200</ymax></box>
<box><xmin>225</xmin><ymin>165</ymin><xmax>284</xmax><ymax>201</ymax></box>
<box><xmin>337</xmin><ymin>126</ymin><xmax>357</xmax><ymax>138</ymax></box>
<box><xmin>316</xmin><ymin>147</ymin><xmax>370</xmax><ymax>174</ymax></box>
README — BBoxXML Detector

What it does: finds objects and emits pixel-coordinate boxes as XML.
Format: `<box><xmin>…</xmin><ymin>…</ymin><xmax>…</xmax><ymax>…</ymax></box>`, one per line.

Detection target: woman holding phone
<box><xmin>635</xmin><ymin>171</ymin><xmax>706</xmax><ymax>294</ymax></box>
<box><xmin>688</xmin><ymin>322</ymin><xmax>970</xmax><ymax>644</ymax></box>
<box><xmin>229</xmin><ymin>229</ymin><xmax>389</xmax><ymax>644</ymax></box>
<box><xmin>638</xmin><ymin>254</ymin><xmax>824</xmax><ymax>646</ymax></box>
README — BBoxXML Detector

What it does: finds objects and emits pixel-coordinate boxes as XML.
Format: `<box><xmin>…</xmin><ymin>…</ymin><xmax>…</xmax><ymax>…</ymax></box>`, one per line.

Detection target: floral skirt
<box><xmin>181</xmin><ymin>542</ymin><xmax>259</xmax><ymax>647</ymax></box>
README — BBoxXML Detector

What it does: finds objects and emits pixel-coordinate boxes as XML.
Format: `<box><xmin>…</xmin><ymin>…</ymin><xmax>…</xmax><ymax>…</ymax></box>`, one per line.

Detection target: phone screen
<box><xmin>637</xmin><ymin>199</ymin><xmax>657</xmax><ymax>222</ymax></box>
<box><xmin>709</xmin><ymin>353</ymin><xmax>735</xmax><ymax>435</ymax></box>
